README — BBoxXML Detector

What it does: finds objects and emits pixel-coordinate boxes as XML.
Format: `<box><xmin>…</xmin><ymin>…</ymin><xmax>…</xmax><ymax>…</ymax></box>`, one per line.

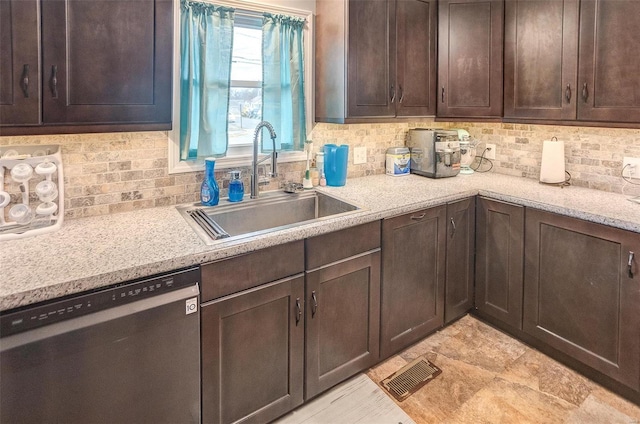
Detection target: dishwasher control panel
<box><xmin>0</xmin><ymin>267</ymin><xmax>199</xmax><ymax>337</ymax></box>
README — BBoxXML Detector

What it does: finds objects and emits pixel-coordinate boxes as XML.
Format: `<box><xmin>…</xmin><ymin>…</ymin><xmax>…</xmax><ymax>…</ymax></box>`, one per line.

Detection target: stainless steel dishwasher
<box><xmin>0</xmin><ymin>267</ymin><xmax>201</xmax><ymax>424</ymax></box>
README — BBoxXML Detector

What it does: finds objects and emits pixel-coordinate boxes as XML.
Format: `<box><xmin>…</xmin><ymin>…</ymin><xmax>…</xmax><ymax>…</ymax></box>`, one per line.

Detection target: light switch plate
<box><xmin>354</xmin><ymin>147</ymin><xmax>367</xmax><ymax>165</ymax></box>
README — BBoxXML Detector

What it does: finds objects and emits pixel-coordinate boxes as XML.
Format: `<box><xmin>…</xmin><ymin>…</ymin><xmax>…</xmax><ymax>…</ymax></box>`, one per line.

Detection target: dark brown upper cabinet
<box><xmin>1</xmin><ymin>0</ymin><xmax>173</xmax><ymax>135</ymax></box>
<box><xmin>505</xmin><ymin>0</ymin><xmax>640</xmax><ymax>125</ymax></box>
<box><xmin>0</xmin><ymin>0</ymin><xmax>41</xmax><ymax>126</ymax></box>
<box><xmin>577</xmin><ymin>0</ymin><xmax>640</xmax><ymax>123</ymax></box>
<box><xmin>504</xmin><ymin>0</ymin><xmax>579</xmax><ymax>120</ymax></box>
<box><xmin>437</xmin><ymin>0</ymin><xmax>504</xmax><ymax>119</ymax></box>
<box><xmin>315</xmin><ymin>0</ymin><xmax>437</xmax><ymax>123</ymax></box>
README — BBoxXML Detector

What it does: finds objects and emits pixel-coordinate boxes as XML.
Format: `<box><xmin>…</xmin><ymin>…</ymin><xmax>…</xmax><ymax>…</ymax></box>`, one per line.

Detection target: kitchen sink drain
<box><xmin>381</xmin><ymin>356</ymin><xmax>442</xmax><ymax>402</ymax></box>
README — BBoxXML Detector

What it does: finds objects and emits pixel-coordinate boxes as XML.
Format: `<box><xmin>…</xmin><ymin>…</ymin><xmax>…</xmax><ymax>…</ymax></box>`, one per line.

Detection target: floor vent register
<box><xmin>380</xmin><ymin>356</ymin><xmax>442</xmax><ymax>402</ymax></box>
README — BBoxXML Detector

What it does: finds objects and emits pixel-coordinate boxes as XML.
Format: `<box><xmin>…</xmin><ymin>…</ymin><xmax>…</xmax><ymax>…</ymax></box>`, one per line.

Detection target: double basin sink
<box><xmin>176</xmin><ymin>190</ymin><xmax>362</xmax><ymax>245</ymax></box>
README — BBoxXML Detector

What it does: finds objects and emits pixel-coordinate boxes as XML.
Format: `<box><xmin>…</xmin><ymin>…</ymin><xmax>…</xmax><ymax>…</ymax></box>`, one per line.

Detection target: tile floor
<box><xmin>367</xmin><ymin>315</ymin><xmax>640</xmax><ymax>424</ymax></box>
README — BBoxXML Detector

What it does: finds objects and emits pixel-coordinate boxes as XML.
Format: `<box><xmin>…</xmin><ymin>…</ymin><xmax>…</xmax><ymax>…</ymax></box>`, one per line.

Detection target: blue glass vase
<box><xmin>200</xmin><ymin>158</ymin><xmax>219</xmax><ymax>206</ymax></box>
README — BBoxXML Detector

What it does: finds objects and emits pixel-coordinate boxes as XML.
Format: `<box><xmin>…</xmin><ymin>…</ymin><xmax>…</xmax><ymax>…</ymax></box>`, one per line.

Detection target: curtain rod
<box><xmin>197</xmin><ymin>0</ymin><xmax>311</xmax><ymax>19</ymax></box>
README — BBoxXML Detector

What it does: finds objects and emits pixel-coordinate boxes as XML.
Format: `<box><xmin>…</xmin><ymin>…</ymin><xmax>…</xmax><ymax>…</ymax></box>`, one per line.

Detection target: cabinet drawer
<box><xmin>201</xmin><ymin>240</ymin><xmax>304</xmax><ymax>302</ymax></box>
<box><xmin>305</xmin><ymin>221</ymin><xmax>381</xmax><ymax>270</ymax></box>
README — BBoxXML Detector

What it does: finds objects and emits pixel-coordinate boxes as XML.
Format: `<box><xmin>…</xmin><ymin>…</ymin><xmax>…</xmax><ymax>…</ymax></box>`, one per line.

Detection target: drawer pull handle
<box><xmin>49</xmin><ymin>65</ymin><xmax>58</xmax><ymax>98</ymax></box>
<box><xmin>21</xmin><ymin>64</ymin><xmax>30</xmax><ymax>98</ymax></box>
<box><xmin>582</xmin><ymin>83</ymin><xmax>588</xmax><ymax>102</ymax></box>
<box><xmin>450</xmin><ymin>217</ymin><xmax>457</xmax><ymax>236</ymax></box>
<box><xmin>629</xmin><ymin>251</ymin><xmax>635</xmax><ymax>278</ymax></box>
<box><xmin>565</xmin><ymin>84</ymin><xmax>571</xmax><ymax>103</ymax></box>
<box><xmin>311</xmin><ymin>291</ymin><xmax>318</xmax><ymax>317</ymax></box>
<box><xmin>295</xmin><ymin>298</ymin><xmax>302</xmax><ymax>324</ymax></box>
<box><xmin>411</xmin><ymin>213</ymin><xmax>426</xmax><ymax>221</ymax></box>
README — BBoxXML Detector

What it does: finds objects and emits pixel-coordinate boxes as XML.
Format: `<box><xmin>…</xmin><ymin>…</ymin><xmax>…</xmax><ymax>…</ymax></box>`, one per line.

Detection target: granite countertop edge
<box><xmin>1</xmin><ymin>172</ymin><xmax>638</xmax><ymax>312</ymax></box>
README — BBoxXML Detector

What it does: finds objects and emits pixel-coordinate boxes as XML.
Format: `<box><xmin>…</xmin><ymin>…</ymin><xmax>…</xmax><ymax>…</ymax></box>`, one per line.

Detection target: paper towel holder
<box><xmin>540</xmin><ymin>136</ymin><xmax>571</xmax><ymax>187</ymax></box>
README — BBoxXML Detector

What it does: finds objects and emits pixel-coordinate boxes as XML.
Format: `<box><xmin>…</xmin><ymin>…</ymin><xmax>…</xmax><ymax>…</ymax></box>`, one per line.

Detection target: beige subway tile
<box><xmin>82</xmin><ymin>163</ymin><xmax>108</xmax><ymax>174</ymax></box>
<box><xmin>109</xmin><ymin>202</ymin><xmax>135</xmax><ymax>214</ymax></box>
<box><xmin>120</xmin><ymin>170</ymin><xmax>144</xmax><ymax>182</ymax></box>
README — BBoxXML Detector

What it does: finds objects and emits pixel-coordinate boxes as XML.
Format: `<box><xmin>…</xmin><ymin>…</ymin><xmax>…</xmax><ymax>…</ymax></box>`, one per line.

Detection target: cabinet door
<box><xmin>380</xmin><ymin>206</ymin><xmax>446</xmax><ymax>359</ymax></box>
<box><xmin>0</xmin><ymin>0</ymin><xmax>40</xmax><ymax>125</ymax></box>
<box><xmin>437</xmin><ymin>0</ymin><xmax>503</xmax><ymax>118</ymax></box>
<box><xmin>445</xmin><ymin>198</ymin><xmax>475</xmax><ymax>324</ymax></box>
<box><xmin>201</xmin><ymin>276</ymin><xmax>305</xmax><ymax>424</ymax></box>
<box><xmin>524</xmin><ymin>209</ymin><xmax>640</xmax><ymax>391</ymax></box>
<box><xmin>396</xmin><ymin>0</ymin><xmax>437</xmax><ymax>117</ymax></box>
<box><xmin>305</xmin><ymin>250</ymin><xmax>381</xmax><ymax>399</ymax></box>
<box><xmin>503</xmin><ymin>0</ymin><xmax>578</xmax><ymax>120</ymax></box>
<box><xmin>577</xmin><ymin>0</ymin><xmax>640</xmax><ymax>123</ymax></box>
<box><xmin>475</xmin><ymin>197</ymin><xmax>524</xmax><ymax>329</ymax></box>
<box><xmin>40</xmin><ymin>0</ymin><xmax>172</xmax><ymax>126</ymax></box>
<box><xmin>347</xmin><ymin>0</ymin><xmax>395</xmax><ymax>117</ymax></box>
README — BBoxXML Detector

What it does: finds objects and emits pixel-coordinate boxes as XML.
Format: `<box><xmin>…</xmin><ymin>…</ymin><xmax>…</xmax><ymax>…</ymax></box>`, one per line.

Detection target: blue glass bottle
<box><xmin>200</xmin><ymin>158</ymin><xmax>219</xmax><ymax>206</ymax></box>
<box><xmin>228</xmin><ymin>170</ymin><xmax>244</xmax><ymax>202</ymax></box>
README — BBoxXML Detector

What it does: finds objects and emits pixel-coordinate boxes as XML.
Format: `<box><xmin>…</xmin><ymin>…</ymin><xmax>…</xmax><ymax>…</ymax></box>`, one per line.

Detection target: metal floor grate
<box><xmin>381</xmin><ymin>356</ymin><xmax>442</xmax><ymax>402</ymax></box>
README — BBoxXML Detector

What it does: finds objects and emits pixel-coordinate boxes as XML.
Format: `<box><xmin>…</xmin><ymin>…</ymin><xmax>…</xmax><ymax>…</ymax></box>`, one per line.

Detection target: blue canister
<box><xmin>228</xmin><ymin>170</ymin><xmax>244</xmax><ymax>202</ymax></box>
<box><xmin>200</xmin><ymin>158</ymin><xmax>219</xmax><ymax>206</ymax></box>
<box><xmin>323</xmin><ymin>144</ymin><xmax>349</xmax><ymax>186</ymax></box>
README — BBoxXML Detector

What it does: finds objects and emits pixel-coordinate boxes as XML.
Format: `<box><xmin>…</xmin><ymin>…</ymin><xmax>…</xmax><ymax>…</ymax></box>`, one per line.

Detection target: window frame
<box><xmin>168</xmin><ymin>0</ymin><xmax>314</xmax><ymax>174</ymax></box>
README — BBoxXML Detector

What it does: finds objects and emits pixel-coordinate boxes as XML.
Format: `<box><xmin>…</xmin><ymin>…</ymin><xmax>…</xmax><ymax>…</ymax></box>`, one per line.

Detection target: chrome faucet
<box><xmin>251</xmin><ymin>121</ymin><xmax>278</xmax><ymax>199</ymax></box>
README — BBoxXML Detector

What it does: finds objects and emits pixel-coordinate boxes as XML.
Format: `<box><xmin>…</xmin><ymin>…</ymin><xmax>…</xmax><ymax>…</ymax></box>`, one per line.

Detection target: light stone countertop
<box><xmin>1</xmin><ymin>172</ymin><xmax>639</xmax><ymax>311</ymax></box>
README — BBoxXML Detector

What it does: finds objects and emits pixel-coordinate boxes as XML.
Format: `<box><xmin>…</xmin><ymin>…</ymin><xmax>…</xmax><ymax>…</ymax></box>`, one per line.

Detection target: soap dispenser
<box><xmin>228</xmin><ymin>170</ymin><xmax>244</xmax><ymax>202</ymax></box>
<box><xmin>200</xmin><ymin>158</ymin><xmax>220</xmax><ymax>206</ymax></box>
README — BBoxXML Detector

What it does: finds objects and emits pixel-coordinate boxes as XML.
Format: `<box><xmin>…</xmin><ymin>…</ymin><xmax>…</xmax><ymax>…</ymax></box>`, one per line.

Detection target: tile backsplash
<box><xmin>2</xmin><ymin>121</ymin><xmax>639</xmax><ymax>219</ymax></box>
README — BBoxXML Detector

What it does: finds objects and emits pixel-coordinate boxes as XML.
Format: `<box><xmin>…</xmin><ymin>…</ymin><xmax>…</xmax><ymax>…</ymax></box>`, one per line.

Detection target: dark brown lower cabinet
<box><xmin>523</xmin><ymin>209</ymin><xmax>640</xmax><ymax>391</ymax></box>
<box><xmin>475</xmin><ymin>197</ymin><xmax>524</xmax><ymax>329</ymax></box>
<box><xmin>201</xmin><ymin>276</ymin><xmax>305</xmax><ymax>424</ymax></box>
<box><xmin>380</xmin><ymin>206</ymin><xmax>446</xmax><ymax>359</ymax></box>
<box><xmin>305</xmin><ymin>250</ymin><xmax>381</xmax><ymax>399</ymax></box>
<box><xmin>445</xmin><ymin>198</ymin><xmax>475</xmax><ymax>324</ymax></box>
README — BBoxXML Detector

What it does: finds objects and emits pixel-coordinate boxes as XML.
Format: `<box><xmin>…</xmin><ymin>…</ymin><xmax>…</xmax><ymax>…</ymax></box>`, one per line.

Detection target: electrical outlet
<box><xmin>623</xmin><ymin>157</ymin><xmax>640</xmax><ymax>179</ymax></box>
<box><xmin>353</xmin><ymin>146</ymin><xmax>367</xmax><ymax>164</ymax></box>
<box><xmin>484</xmin><ymin>144</ymin><xmax>496</xmax><ymax>160</ymax></box>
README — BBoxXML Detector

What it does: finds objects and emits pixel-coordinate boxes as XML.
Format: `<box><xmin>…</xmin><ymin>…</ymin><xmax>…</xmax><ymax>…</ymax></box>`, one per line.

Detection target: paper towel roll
<box><xmin>540</xmin><ymin>140</ymin><xmax>566</xmax><ymax>183</ymax></box>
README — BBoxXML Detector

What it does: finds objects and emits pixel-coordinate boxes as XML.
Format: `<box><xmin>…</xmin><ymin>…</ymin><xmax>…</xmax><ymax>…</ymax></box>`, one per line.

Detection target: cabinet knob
<box><xmin>20</xmin><ymin>64</ymin><xmax>30</xmax><ymax>98</ymax></box>
<box><xmin>628</xmin><ymin>251</ymin><xmax>635</xmax><ymax>278</ymax></box>
<box><xmin>565</xmin><ymin>84</ymin><xmax>571</xmax><ymax>103</ymax></box>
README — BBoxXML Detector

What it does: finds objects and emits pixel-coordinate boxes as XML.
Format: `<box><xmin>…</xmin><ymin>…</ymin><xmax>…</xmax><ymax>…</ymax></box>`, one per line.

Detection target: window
<box><xmin>169</xmin><ymin>1</ymin><xmax>313</xmax><ymax>174</ymax></box>
<box><xmin>228</xmin><ymin>15</ymin><xmax>263</xmax><ymax>148</ymax></box>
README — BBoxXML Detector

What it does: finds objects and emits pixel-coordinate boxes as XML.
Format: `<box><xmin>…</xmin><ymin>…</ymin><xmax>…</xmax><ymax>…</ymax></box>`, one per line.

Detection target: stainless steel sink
<box><xmin>176</xmin><ymin>190</ymin><xmax>362</xmax><ymax>245</ymax></box>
